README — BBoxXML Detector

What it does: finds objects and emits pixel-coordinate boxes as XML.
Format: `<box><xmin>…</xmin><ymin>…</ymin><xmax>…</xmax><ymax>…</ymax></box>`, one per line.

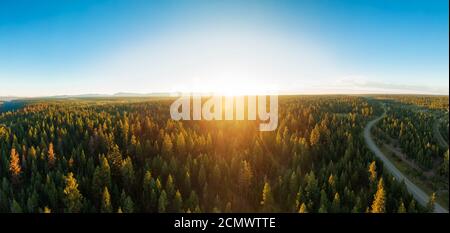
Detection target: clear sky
<box><xmin>0</xmin><ymin>0</ymin><xmax>448</xmax><ymax>97</ymax></box>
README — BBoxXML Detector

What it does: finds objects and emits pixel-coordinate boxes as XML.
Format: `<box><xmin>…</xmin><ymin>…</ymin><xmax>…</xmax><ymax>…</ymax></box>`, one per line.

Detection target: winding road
<box><xmin>363</xmin><ymin>112</ymin><xmax>448</xmax><ymax>213</ymax></box>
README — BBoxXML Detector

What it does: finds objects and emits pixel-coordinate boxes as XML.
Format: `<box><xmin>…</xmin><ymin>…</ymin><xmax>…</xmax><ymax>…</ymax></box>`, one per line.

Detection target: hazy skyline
<box><xmin>0</xmin><ymin>0</ymin><xmax>449</xmax><ymax>97</ymax></box>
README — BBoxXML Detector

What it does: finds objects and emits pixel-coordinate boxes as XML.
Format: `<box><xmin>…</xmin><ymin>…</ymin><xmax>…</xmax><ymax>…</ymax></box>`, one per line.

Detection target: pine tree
<box><xmin>63</xmin><ymin>172</ymin><xmax>83</xmax><ymax>213</ymax></box>
<box><xmin>176</xmin><ymin>133</ymin><xmax>186</xmax><ymax>156</ymax></box>
<box><xmin>142</xmin><ymin>170</ymin><xmax>154</xmax><ymax>211</ymax></box>
<box><xmin>398</xmin><ymin>200</ymin><xmax>406</xmax><ymax>213</ymax></box>
<box><xmin>158</xmin><ymin>190</ymin><xmax>168</xmax><ymax>213</ymax></box>
<box><xmin>10</xmin><ymin>199</ymin><xmax>23</xmax><ymax>213</ymax></box>
<box><xmin>408</xmin><ymin>199</ymin><xmax>417</xmax><ymax>213</ymax></box>
<box><xmin>426</xmin><ymin>192</ymin><xmax>436</xmax><ymax>213</ymax></box>
<box><xmin>331</xmin><ymin>192</ymin><xmax>340</xmax><ymax>213</ymax></box>
<box><xmin>122</xmin><ymin>196</ymin><xmax>134</xmax><ymax>213</ymax></box>
<box><xmin>260</xmin><ymin>181</ymin><xmax>275</xmax><ymax>212</ymax></box>
<box><xmin>370</xmin><ymin>178</ymin><xmax>386</xmax><ymax>213</ymax></box>
<box><xmin>173</xmin><ymin>190</ymin><xmax>183</xmax><ymax>213</ymax></box>
<box><xmin>186</xmin><ymin>190</ymin><xmax>199</xmax><ymax>211</ymax></box>
<box><xmin>162</xmin><ymin>134</ymin><xmax>173</xmax><ymax>158</ymax></box>
<box><xmin>318</xmin><ymin>189</ymin><xmax>329</xmax><ymax>213</ymax></box>
<box><xmin>238</xmin><ymin>160</ymin><xmax>253</xmax><ymax>196</ymax></box>
<box><xmin>121</xmin><ymin>156</ymin><xmax>135</xmax><ymax>191</ymax></box>
<box><xmin>165</xmin><ymin>174</ymin><xmax>175</xmax><ymax>199</ymax></box>
<box><xmin>92</xmin><ymin>157</ymin><xmax>112</xmax><ymax>200</ymax></box>
<box><xmin>442</xmin><ymin>150</ymin><xmax>449</xmax><ymax>177</ymax></box>
<box><xmin>107</xmin><ymin>144</ymin><xmax>122</xmax><ymax>178</ymax></box>
<box><xmin>101</xmin><ymin>186</ymin><xmax>112</xmax><ymax>213</ymax></box>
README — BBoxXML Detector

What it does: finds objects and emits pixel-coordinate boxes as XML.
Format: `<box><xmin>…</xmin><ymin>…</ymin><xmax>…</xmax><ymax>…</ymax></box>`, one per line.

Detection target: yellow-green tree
<box><xmin>426</xmin><ymin>192</ymin><xmax>436</xmax><ymax>213</ymax></box>
<box><xmin>162</xmin><ymin>134</ymin><xmax>173</xmax><ymax>157</ymax></box>
<box><xmin>101</xmin><ymin>186</ymin><xmax>112</xmax><ymax>213</ymax></box>
<box><xmin>63</xmin><ymin>172</ymin><xmax>83</xmax><ymax>213</ymax></box>
<box><xmin>260</xmin><ymin>182</ymin><xmax>275</xmax><ymax>212</ymax></box>
<box><xmin>398</xmin><ymin>200</ymin><xmax>406</xmax><ymax>213</ymax></box>
<box><xmin>298</xmin><ymin>203</ymin><xmax>308</xmax><ymax>213</ymax></box>
<box><xmin>309</xmin><ymin>125</ymin><xmax>321</xmax><ymax>146</ymax></box>
<box><xmin>368</xmin><ymin>161</ymin><xmax>377</xmax><ymax>183</ymax></box>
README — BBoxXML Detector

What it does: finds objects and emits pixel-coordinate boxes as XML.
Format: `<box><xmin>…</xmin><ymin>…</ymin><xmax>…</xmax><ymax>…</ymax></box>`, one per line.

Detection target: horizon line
<box><xmin>1</xmin><ymin>91</ymin><xmax>449</xmax><ymax>100</ymax></box>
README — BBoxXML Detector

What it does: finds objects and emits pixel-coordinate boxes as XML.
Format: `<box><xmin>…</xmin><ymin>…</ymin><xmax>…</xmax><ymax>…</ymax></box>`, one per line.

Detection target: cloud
<box><xmin>326</xmin><ymin>76</ymin><xmax>449</xmax><ymax>95</ymax></box>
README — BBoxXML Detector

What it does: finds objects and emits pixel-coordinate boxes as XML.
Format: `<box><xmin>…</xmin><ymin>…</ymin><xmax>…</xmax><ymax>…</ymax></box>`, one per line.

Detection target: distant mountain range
<box><xmin>0</xmin><ymin>96</ymin><xmax>18</xmax><ymax>101</ymax></box>
<box><xmin>0</xmin><ymin>92</ymin><xmax>178</xmax><ymax>101</ymax></box>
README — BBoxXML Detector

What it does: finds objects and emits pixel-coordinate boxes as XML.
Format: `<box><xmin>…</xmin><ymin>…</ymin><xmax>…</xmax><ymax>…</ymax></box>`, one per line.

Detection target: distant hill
<box><xmin>1</xmin><ymin>92</ymin><xmax>177</xmax><ymax>100</ymax></box>
<box><xmin>113</xmin><ymin>92</ymin><xmax>174</xmax><ymax>97</ymax></box>
<box><xmin>0</xmin><ymin>96</ymin><xmax>18</xmax><ymax>101</ymax></box>
<box><xmin>46</xmin><ymin>94</ymin><xmax>110</xmax><ymax>98</ymax></box>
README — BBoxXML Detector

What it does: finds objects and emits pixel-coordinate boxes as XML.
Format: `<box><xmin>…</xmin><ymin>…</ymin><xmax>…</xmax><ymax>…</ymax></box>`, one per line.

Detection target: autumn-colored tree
<box><xmin>48</xmin><ymin>143</ymin><xmax>56</xmax><ymax>168</ymax></box>
<box><xmin>368</xmin><ymin>161</ymin><xmax>377</xmax><ymax>183</ymax></box>
<box><xmin>298</xmin><ymin>203</ymin><xmax>308</xmax><ymax>213</ymax></box>
<box><xmin>309</xmin><ymin>124</ymin><xmax>321</xmax><ymax>146</ymax></box>
<box><xmin>9</xmin><ymin>148</ymin><xmax>21</xmax><ymax>185</ymax></box>
<box><xmin>370</xmin><ymin>178</ymin><xmax>386</xmax><ymax>213</ymax></box>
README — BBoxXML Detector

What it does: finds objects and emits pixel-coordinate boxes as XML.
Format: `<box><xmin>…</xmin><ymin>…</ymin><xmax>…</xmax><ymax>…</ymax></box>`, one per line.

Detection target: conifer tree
<box><xmin>101</xmin><ymin>186</ymin><xmax>112</xmax><ymax>213</ymax></box>
<box><xmin>173</xmin><ymin>190</ymin><xmax>183</xmax><ymax>213</ymax></box>
<box><xmin>426</xmin><ymin>192</ymin><xmax>436</xmax><ymax>213</ymax></box>
<box><xmin>260</xmin><ymin>182</ymin><xmax>275</xmax><ymax>212</ymax></box>
<box><xmin>63</xmin><ymin>172</ymin><xmax>83</xmax><ymax>213</ymax></box>
<box><xmin>398</xmin><ymin>200</ymin><xmax>406</xmax><ymax>213</ymax></box>
<box><xmin>158</xmin><ymin>190</ymin><xmax>168</xmax><ymax>213</ymax></box>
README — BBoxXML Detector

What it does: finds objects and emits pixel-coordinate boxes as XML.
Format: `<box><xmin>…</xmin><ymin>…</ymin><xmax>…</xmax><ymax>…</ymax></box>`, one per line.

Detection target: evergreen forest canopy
<box><xmin>0</xmin><ymin>95</ymin><xmax>448</xmax><ymax>213</ymax></box>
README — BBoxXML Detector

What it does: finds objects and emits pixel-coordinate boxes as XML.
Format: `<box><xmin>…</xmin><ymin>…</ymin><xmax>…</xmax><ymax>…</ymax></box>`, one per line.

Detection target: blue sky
<box><xmin>0</xmin><ymin>0</ymin><xmax>448</xmax><ymax>96</ymax></box>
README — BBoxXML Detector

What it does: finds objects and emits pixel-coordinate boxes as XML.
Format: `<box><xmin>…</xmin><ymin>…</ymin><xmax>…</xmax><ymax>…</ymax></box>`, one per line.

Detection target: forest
<box><xmin>371</xmin><ymin>96</ymin><xmax>449</xmax><ymax>207</ymax></box>
<box><xmin>0</xmin><ymin>95</ymin><xmax>444</xmax><ymax>213</ymax></box>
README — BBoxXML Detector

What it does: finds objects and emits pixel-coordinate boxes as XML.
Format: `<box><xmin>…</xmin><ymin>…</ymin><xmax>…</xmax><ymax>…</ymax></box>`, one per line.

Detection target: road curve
<box><xmin>364</xmin><ymin>112</ymin><xmax>448</xmax><ymax>213</ymax></box>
